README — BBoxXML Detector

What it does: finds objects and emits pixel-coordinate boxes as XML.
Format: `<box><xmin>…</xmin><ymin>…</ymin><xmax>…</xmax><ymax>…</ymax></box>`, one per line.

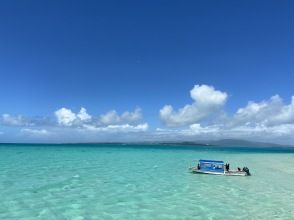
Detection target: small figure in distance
<box><xmin>237</xmin><ymin>167</ymin><xmax>241</xmax><ymax>171</ymax></box>
<box><xmin>197</xmin><ymin>163</ymin><xmax>200</xmax><ymax>170</ymax></box>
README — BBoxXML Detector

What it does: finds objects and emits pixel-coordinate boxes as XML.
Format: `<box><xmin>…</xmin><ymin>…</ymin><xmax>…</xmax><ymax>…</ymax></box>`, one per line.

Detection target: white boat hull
<box><xmin>189</xmin><ymin>167</ymin><xmax>248</xmax><ymax>176</ymax></box>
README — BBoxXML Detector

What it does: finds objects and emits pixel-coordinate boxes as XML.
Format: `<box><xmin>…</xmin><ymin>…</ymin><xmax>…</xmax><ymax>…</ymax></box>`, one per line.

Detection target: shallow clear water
<box><xmin>0</xmin><ymin>144</ymin><xmax>294</xmax><ymax>220</ymax></box>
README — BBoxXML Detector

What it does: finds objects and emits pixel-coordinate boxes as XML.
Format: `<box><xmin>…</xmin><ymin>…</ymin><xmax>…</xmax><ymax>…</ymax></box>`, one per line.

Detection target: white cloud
<box><xmin>55</xmin><ymin>108</ymin><xmax>77</xmax><ymax>126</ymax></box>
<box><xmin>100</xmin><ymin>110</ymin><xmax>120</xmax><ymax>125</ymax></box>
<box><xmin>232</xmin><ymin>95</ymin><xmax>294</xmax><ymax>127</ymax></box>
<box><xmin>83</xmin><ymin>123</ymin><xmax>148</xmax><ymax>133</ymax></box>
<box><xmin>155</xmin><ymin>122</ymin><xmax>294</xmax><ymax>144</ymax></box>
<box><xmin>121</xmin><ymin>108</ymin><xmax>142</xmax><ymax>124</ymax></box>
<box><xmin>77</xmin><ymin>107</ymin><xmax>92</xmax><ymax>121</ymax></box>
<box><xmin>160</xmin><ymin>85</ymin><xmax>227</xmax><ymax>127</ymax></box>
<box><xmin>1</xmin><ymin>114</ymin><xmax>31</xmax><ymax>126</ymax></box>
<box><xmin>55</xmin><ymin>107</ymin><xmax>92</xmax><ymax>126</ymax></box>
<box><xmin>54</xmin><ymin>107</ymin><xmax>143</xmax><ymax>128</ymax></box>
<box><xmin>21</xmin><ymin>128</ymin><xmax>49</xmax><ymax>136</ymax></box>
<box><xmin>157</xmin><ymin>92</ymin><xmax>294</xmax><ymax>144</ymax></box>
<box><xmin>100</xmin><ymin>108</ymin><xmax>142</xmax><ymax>125</ymax></box>
<box><xmin>155</xmin><ymin>124</ymin><xmax>221</xmax><ymax>139</ymax></box>
<box><xmin>2</xmin><ymin>87</ymin><xmax>294</xmax><ymax>144</ymax></box>
<box><xmin>53</xmin><ymin>107</ymin><xmax>148</xmax><ymax>134</ymax></box>
<box><xmin>188</xmin><ymin>123</ymin><xmax>220</xmax><ymax>135</ymax></box>
<box><xmin>190</xmin><ymin>84</ymin><xmax>228</xmax><ymax>107</ymax></box>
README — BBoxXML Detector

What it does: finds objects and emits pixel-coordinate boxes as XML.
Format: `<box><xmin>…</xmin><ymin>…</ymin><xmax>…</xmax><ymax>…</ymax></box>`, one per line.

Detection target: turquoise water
<box><xmin>0</xmin><ymin>144</ymin><xmax>294</xmax><ymax>220</ymax></box>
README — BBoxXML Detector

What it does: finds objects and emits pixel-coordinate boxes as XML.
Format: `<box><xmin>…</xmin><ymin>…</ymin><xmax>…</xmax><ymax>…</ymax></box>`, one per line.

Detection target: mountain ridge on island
<box><xmin>153</xmin><ymin>139</ymin><xmax>293</xmax><ymax>148</ymax></box>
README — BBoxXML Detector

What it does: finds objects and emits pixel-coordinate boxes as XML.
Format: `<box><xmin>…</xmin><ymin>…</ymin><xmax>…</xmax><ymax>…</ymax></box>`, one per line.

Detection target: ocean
<box><xmin>0</xmin><ymin>144</ymin><xmax>293</xmax><ymax>220</ymax></box>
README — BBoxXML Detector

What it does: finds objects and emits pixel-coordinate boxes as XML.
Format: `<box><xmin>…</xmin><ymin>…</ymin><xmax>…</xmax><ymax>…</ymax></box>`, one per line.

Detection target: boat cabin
<box><xmin>199</xmin><ymin>159</ymin><xmax>225</xmax><ymax>174</ymax></box>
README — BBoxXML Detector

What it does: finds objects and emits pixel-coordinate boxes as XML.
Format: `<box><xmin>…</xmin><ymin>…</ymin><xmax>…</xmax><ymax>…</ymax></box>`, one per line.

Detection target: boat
<box><xmin>189</xmin><ymin>159</ymin><xmax>251</xmax><ymax>176</ymax></box>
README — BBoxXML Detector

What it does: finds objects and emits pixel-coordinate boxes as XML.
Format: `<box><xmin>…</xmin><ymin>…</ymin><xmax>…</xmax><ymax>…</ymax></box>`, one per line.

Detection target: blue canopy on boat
<box><xmin>198</xmin><ymin>159</ymin><xmax>225</xmax><ymax>173</ymax></box>
<box><xmin>199</xmin><ymin>159</ymin><xmax>224</xmax><ymax>164</ymax></box>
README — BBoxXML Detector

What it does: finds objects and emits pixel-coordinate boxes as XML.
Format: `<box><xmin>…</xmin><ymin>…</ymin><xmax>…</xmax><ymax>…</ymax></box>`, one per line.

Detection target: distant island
<box><xmin>1</xmin><ymin>139</ymin><xmax>293</xmax><ymax>148</ymax></box>
<box><xmin>159</xmin><ymin>139</ymin><xmax>293</xmax><ymax>148</ymax></box>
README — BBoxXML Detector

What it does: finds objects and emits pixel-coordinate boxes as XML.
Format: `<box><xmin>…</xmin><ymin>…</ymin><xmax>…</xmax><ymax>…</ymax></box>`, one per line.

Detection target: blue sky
<box><xmin>1</xmin><ymin>1</ymin><xmax>294</xmax><ymax>144</ymax></box>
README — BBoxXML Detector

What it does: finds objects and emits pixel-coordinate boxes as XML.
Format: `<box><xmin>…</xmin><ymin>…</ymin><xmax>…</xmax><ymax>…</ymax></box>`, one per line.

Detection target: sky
<box><xmin>0</xmin><ymin>1</ymin><xmax>294</xmax><ymax>144</ymax></box>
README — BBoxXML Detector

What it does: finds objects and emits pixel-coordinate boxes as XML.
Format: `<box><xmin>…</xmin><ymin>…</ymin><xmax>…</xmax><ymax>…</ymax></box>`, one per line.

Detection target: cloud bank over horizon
<box><xmin>158</xmin><ymin>85</ymin><xmax>294</xmax><ymax>144</ymax></box>
<box><xmin>1</xmin><ymin>84</ymin><xmax>294</xmax><ymax>144</ymax></box>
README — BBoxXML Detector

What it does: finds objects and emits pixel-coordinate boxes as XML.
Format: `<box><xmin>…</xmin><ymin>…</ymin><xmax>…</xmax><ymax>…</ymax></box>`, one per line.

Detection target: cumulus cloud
<box><xmin>52</xmin><ymin>106</ymin><xmax>148</xmax><ymax>134</ymax></box>
<box><xmin>121</xmin><ymin>108</ymin><xmax>142</xmax><ymax>124</ymax></box>
<box><xmin>55</xmin><ymin>107</ymin><xmax>92</xmax><ymax>126</ymax></box>
<box><xmin>100</xmin><ymin>108</ymin><xmax>142</xmax><ymax>125</ymax></box>
<box><xmin>86</xmin><ymin>108</ymin><xmax>146</xmax><ymax>132</ymax></box>
<box><xmin>160</xmin><ymin>85</ymin><xmax>228</xmax><ymax>127</ymax></box>
<box><xmin>0</xmin><ymin>107</ymin><xmax>148</xmax><ymax>141</ymax></box>
<box><xmin>55</xmin><ymin>108</ymin><xmax>76</xmax><ymax>126</ymax></box>
<box><xmin>54</xmin><ymin>107</ymin><xmax>143</xmax><ymax>128</ymax></box>
<box><xmin>157</xmin><ymin>91</ymin><xmax>294</xmax><ymax>144</ymax></box>
<box><xmin>232</xmin><ymin>95</ymin><xmax>294</xmax><ymax>127</ymax></box>
<box><xmin>2</xmin><ymin>85</ymin><xmax>294</xmax><ymax>144</ymax></box>
<box><xmin>100</xmin><ymin>110</ymin><xmax>120</xmax><ymax>125</ymax></box>
<box><xmin>77</xmin><ymin>107</ymin><xmax>92</xmax><ymax>121</ymax></box>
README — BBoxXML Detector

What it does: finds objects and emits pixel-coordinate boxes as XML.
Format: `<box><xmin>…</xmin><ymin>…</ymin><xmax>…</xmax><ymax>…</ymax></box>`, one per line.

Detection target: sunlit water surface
<box><xmin>0</xmin><ymin>144</ymin><xmax>294</xmax><ymax>220</ymax></box>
